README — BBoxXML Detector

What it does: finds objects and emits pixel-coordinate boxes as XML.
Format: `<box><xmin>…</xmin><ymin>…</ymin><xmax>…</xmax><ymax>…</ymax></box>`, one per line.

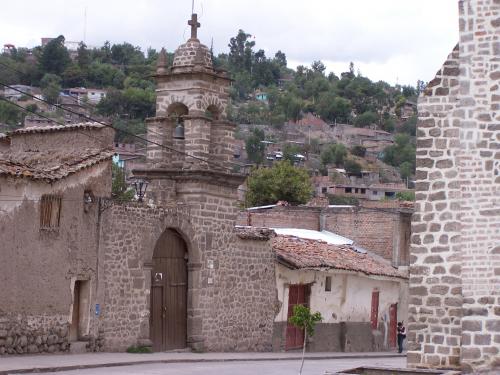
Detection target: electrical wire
<box><xmin>0</xmin><ymin>81</ymin><xmax>242</xmax><ymax>172</ymax></box>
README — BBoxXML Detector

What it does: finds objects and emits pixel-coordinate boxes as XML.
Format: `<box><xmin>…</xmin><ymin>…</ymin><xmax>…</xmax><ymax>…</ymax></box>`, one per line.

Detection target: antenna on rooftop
<box><xmin>83</xmin><ymin>6</ymin><xmax>87</xmax><ymax>43</ymax></box>
<box><xmin>192</xmin><ymin>0</ymin><xmax>195</xmax><ymax>14</ymax></box>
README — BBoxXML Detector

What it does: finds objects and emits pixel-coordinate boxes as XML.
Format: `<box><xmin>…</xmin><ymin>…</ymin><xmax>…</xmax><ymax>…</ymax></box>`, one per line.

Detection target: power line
<box><xmin>0</xmin><ymin>96</ymin><xmax>109</xmax><ymax>148</ymax></box>
<box><xmin>0</xmin><ymin>81</ymin><xmax>241</xmax><ymax>173</ymax></box>
<box><xmin>0</xmin><ymin>59</ymin><xmax>182</xmax><ymax>153</ymax></box>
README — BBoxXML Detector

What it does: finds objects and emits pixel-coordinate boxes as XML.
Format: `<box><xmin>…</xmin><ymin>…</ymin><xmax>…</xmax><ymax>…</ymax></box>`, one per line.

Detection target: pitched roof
<box><xmin>0</xmin><ymin>148</ymin><xmax>113</xmax><ymax>181</ymax></box>
<box><xmin>7</xmin><ymin>122</ymin><xmax>105</xmax><ymax>136</ymax></box>
<box><xmin>272</xmin><ymin>235</ymin><xmax>406</xmax><ymax>279</ymax></box>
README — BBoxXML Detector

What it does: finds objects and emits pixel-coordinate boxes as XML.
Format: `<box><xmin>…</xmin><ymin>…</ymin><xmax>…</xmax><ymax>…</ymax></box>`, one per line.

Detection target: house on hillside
<box><xmin>0</xmin><ymin>123</ymin><xmax>113</xmax><ymax>355</ymax></box>
<box><xmin>271</xmin><ymin>231</ymin><xmax>407</xmax><ymax>352</ymax></box>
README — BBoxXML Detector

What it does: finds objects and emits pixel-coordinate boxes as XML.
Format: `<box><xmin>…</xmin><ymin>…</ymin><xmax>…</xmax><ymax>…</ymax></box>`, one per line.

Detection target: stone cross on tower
<box><xmin>188</xmin><ymin>14</ymin><xmax>200</xmax><ymax>39</ymax></box>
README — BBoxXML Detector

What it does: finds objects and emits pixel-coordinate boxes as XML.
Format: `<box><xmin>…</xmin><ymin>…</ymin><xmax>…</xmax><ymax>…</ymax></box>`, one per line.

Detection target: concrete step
<box><xmin>69</xmin><ymin>341</ymin><xmax>88</xmax><ymax>354</ymax></box>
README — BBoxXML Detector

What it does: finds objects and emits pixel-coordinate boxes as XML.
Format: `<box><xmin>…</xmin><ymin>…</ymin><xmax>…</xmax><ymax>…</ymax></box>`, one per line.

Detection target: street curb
<box><xmin>1</xmin><ymin>353</ymin><xmax>406</xmax><ymax>374</ymax></box>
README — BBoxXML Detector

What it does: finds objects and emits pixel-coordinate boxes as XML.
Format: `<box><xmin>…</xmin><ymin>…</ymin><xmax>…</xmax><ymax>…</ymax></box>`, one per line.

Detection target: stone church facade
<box><xmin>409</xmin><ymin>0</ymin><xmax>499</xmax><ymax>373</ymax></box>
<box><xmin>98</xmin><ymin>16</ymin><xmax>278</xmax><ymax>352</ymax></box>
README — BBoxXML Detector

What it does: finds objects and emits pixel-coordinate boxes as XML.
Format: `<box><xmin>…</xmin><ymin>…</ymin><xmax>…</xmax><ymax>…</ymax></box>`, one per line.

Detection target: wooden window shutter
<box><xmin>40</xmin><ymin>195</ymin><xmax>62</xmax><ymax>229</ymax></box>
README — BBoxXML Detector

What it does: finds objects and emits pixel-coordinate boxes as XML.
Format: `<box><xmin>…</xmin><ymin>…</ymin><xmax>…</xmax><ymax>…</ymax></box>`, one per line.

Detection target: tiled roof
<box><xmin>7</xmin><ymin>122</ymin><xmax>105</xmax><ymax>136</ymax></box>
<box><xmin>272</xmin><ymin>235</ymin><xmax>406</xmax><ymax>279</ymax></box>
<box><xmin>235</xmin><ymin>226</ymin><xmax>276</xmax><ymax>241</ymax></box>
<box><xmin>0</xmin><ymin>148</ymin><xmax>113</xmax><ymax>181</ymax></box>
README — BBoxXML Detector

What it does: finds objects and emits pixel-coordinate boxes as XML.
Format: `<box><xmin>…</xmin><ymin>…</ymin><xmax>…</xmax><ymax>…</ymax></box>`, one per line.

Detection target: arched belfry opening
<box><xmin>150</xmin><ymin>229</ymin><xmax>188</xmax><ymax>351</ymax></box>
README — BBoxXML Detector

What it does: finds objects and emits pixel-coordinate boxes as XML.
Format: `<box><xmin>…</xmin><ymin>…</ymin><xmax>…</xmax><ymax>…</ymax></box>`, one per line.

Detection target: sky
<box><xmin>0</xmin><ymin>0</ymin><xmax>459</xmax><ymax>86</ymax></box>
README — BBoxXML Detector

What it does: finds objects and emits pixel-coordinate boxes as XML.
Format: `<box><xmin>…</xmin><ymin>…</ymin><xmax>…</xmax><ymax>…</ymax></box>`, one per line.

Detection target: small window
<box><xmin>345</xmin><ymin>187</ymin><xmax>352</xmax><ymax>193</ymax></box>
<box><xmin>40</xmin><ymin>195</ymin><xmax>62</xmax><ymax>229</ymax></box>
<box><xmin>355</xmin><ymin>188</ymin><xmax>359</xmax><ymax>193</ymax></box>
<box><xmin>372</xmin><ymin>190</ymin><xmax>378</xmax><ymax>195</ymax></box>
<box><xmin>361</xmin><ymin>188</ymin><xmax>366</xmax><ymax>194</ymax></box>
<box><xmin>322</xmin><ymin>187</ymin><xmax>327</xmax><ymax>194</ymax></box>
<box><xmin>325</xmin><ymin>276</ymin><xmax>332</xmax><ymax>292</ymax></box>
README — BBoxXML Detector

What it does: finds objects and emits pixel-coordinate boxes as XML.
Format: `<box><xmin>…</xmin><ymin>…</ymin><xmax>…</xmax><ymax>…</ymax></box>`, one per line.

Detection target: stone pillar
<box><xmin>146</xmin><ymin>116</ymin><xmax>171</xmax><ymax>168</ymax></box>
<box><xmin>182</xmin><ymin>114</ymin><xmax>211</xmax><ymax>169</ymax></box>
<box><xmin>210</xmin><ymin>120</ymin><xmax>237</xmax><ymax>171</ymax></box>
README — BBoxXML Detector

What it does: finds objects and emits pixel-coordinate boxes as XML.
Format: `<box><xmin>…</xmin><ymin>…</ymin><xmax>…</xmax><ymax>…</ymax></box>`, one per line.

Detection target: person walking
<box><xmin>397</xmin><ymin>321</ymin><xmax>406</xmax><ymax>353</ymax></box>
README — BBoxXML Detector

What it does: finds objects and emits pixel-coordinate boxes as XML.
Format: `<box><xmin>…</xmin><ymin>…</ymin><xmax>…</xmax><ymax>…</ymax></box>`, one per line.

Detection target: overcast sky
<box><xmin>1</xmin><ymin>0</ymin><xmax>459</xmax><ymax>86</ymax></box>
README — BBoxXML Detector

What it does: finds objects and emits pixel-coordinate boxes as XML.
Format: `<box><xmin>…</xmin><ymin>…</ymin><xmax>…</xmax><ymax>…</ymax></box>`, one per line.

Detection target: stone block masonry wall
<box><xmin>409</xmin><ymin>45</ymin><xmax>463</xmax><ymax>370</ymax></box>
<box><xmin>239</xmin><ymin>207</ymin><xmax>321</xmax><ymax>230</ymax></box>
<box><xmin>457</xmin><ymin>0</ymin><xmax>500</xmax><ymax>371</ymax></box>
<box><xmin>99</xmin><ymin>201</ymin><xmax>277</xmax><ymax>352</ymax></box>
<box><xmin>409</xmin><ymin>0</ymin><xmax>500</xmax><ymax>372</ymax></box>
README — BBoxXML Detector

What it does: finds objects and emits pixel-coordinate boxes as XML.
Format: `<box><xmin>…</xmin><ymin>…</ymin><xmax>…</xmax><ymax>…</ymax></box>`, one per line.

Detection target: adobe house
<box><xmin>409</xmin><ymin>0</ymin><xmax>499</xmax><ymax>372</ymax></box>
<box><xmin>0</xmin><ymin>123</ymin><xmax>113</xmax><ymax>354</ymax></box>
<box><xmin>270</xmin><ymin>230</ymin><xmax>408</xmax><ymax>352</ymax></box>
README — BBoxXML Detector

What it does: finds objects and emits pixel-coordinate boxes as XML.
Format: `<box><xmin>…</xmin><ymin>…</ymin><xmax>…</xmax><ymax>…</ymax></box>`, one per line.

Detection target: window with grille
<box><xmin>40</xmin><ymin>195</ymin><xmax>62</xmax><ymax>229</ymax></box>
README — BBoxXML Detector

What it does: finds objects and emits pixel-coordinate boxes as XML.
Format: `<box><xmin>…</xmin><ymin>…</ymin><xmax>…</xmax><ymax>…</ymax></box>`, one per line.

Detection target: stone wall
<box><xmin>237</xmin><ymin>207</ymin><xmax>321</xmax><ymax>230</ymax></box>
<box><xmin>99</xmin><ymin>202</ymin><xmax>277</xmax><ymax>352</ymax></box>
<box><xmin>409</xmin><ymin>0</ymin><xmax>500</xmax><ymax>372</ymax></box>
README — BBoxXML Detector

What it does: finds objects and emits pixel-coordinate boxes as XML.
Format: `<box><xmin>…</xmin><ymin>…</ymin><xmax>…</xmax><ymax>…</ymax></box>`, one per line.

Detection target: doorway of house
<box><xmin>389</xmin><ymin>303</ymin><xmax>398</xmax><ymax>348</ymax></box>
<box><xmin>150</xmin><ymin>229</ymin><xmax>188</xmax><ymax>351</ymax></box>
<box><xmin>285</xmin><ymin>284</ymin><xmax>310</xmax><ymax>350</ymax></box>
<box><xmin>70</xmin><ymin>280</ymin><xmax>90</xmax><ymax>342</ymax></box>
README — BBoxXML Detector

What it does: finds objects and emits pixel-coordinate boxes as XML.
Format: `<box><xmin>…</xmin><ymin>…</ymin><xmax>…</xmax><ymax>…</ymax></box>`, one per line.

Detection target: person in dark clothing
<box><xmin>397</xmin><ymin>321</ymin><xmax>406</xmax><ymax>353</ymax></box>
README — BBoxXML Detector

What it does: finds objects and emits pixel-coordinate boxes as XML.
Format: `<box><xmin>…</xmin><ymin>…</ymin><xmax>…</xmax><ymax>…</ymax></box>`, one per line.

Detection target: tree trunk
<box><xmin>299</xmin><ymin>330</ymin><xmax>307</xmax><ymax>375</ymax></box>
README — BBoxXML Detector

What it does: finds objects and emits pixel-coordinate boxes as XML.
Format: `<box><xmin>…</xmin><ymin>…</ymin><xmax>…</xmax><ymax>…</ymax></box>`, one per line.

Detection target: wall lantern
<box><xmin>132</xmin><ymin>179</ymin><xmax>149</xmax><ymax>202</ymax></box>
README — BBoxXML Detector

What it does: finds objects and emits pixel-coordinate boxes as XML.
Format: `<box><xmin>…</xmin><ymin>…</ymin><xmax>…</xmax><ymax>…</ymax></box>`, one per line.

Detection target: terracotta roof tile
<box><xmin>272</xmin><ymin>235</ymin><xmax>406</xmax><ymax>279</ymax></box>
<box><xmin>235</xmin><ymin>226</ymin><xmax>276</xmax><ymax>241</ymax></box>
<box><xmin>7</xmin><ymin>122</ymin><xmax>105</xmax><ymax>136</ymax></box>
<box><xmin>0</xmin><ymin>148</ymin><xmax>113</xmax><ymax>181</ymax></box>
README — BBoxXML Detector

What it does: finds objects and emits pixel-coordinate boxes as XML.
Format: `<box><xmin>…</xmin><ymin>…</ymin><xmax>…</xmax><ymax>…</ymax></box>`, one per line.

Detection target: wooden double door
<box><xmin>286</xmin><ymin>284</ymin><xmax>310</xmax><ymax>350</ymax></box>
<box><xmin>150</xmin><ymin>229</ymin><xmax>187</xmax><ymax>351</ymax></box>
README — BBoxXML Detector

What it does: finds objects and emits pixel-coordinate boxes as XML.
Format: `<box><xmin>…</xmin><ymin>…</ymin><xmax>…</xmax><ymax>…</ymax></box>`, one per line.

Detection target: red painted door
<box><xmin>286</xmin><ymin>284</ymin><xmax>309</xmax><ymax>350</ymax></box>
<box><xmin>389</xmin><ymin>303</ymin><xmax>397</xmax><ymax>348</ymax></box>
<box><xmin>370</xmin><ymin>290</ymin><xmax>379</xmax><ymax>330</ymax></box>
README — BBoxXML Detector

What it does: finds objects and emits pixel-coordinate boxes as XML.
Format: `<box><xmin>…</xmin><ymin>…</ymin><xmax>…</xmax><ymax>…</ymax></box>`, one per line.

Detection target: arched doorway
<box><xmin>150</xmin><ymin>229</ymin><xmax>187</xmax><ymax>351</ymax></box>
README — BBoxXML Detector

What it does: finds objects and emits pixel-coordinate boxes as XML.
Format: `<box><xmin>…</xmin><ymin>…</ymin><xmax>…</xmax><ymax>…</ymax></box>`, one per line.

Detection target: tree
<box><xmin>351</xmin><ymin>145</ymin><xmax>366</xmax><ymax>157</ymax></box>
<box><xmin>40</xmin><ymin>73</ymin><xmax>62</xmax><ymax>104</ymax></box>
<box><xmin>111</xmin><ymin>163</ymin><xmax>134</xmax><ymax>201</ymax></box>
<box><xmin>399</xmin><ymin>161</ymin><xmax>413</xmax><ymax>180</ymax></box>
<box><xmin>383</xmin><ymin>134</ymin><xmax>416</xmax><ymax>170</ymax></box>
<box><xmin>344</xmin><ymin>158</ymin><xmax>362</xmax><ymax>175</ymax></box>
<box><xmin>396</xmin><ymin>191</ymin><xmax>415</xmax><ymax>201</ymax></box>
<box><xmin>0</xmin><ymin>100</ymin><xmax>23</xmax><ymax>127</ymax></box>
<box><xmin>320</xmin><ymin>143</ymin><xmax>347</xmax><ymax>166</ymax></box>
<box><xmin>245</xmin><ymin>161</ymin><xmax>312</xmax><ymax>206</ymax></box>
<box><xmin>245</xmin><ymin>127</ymin><xmax>266</xmax><ymax>164</ymax></box>
<box><xmin>282</xmin><ymin>143</ymin><xmax>302</xmax><ymax>163</ymax></box>
<box><xmin>274</xmin><ymin>50</ymin><xmax>287</xmax><ymax>67</ymax></box>
<box><xmin>228</xmin><ymin>30</ymin><xmax>255</xmax><ymax>73</ymax></box>
<box><xmin>77</xmin><ymin>42</ymin><xmax>91</xmax><ymax>69</ymax></box>
<box><xmin>354</xmin><ymin>110</ymin><xmax>378</xmax><ymax>127</ymax></box>
<box><xmin>288</xmin><ymin>305</ymin><xmax>322</xmax><ymax>375</ymax></box>
<box><xmin>38</xmin><ymin>35</ymin><xmax>70</xmax><ymax>75</ymax></box>
<box><xmin>317</xmin><ymin>92</ymin><xmax>351</xmax><ymax>123</ymax></box>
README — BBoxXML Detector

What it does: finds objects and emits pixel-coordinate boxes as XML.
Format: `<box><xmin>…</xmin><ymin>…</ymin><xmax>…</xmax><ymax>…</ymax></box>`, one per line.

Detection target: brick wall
<box><xmin>409</xmin><ymin>1</ymin><xmax>500</xmax><ymax>372</ymax></box>
<box><xmin>238</xmin><ymin>206</ymin><xmax>411</xmax><ymax>266</ymax></box>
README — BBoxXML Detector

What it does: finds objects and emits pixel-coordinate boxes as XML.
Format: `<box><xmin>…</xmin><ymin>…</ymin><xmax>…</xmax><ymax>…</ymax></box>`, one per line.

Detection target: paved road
<box><xmin>31</xmin><ymin>357</ymin><xmax>406</xmax><ymax>375</ymax></box>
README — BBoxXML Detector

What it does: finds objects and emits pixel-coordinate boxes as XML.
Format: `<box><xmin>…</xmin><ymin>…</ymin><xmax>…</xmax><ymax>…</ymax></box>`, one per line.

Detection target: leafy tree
<box><xmin>87</xmin><ymin>62</ymin><xmax>126</xmax><ymax>88</ymax></box>
<box><xmin>38</xmin><ymin>35</ymin><xmax>70</xmax><ymax>75</ymax></box>
<box><xmin>311</xmin><ymin>60</ymin><xmax>326</xmax><ymax>75</ymax></box>
<box><xmin>282</xmin><ymin>143</ymin><xmax>302</xmax><ymax>163</ymax></box>
<box><xmin>62</xmin><ymin>64</ymin><xmax>85</xmax><ymax>87</ymax></box>
<box><xmin>351</xmin><ymin>145</ymin><xmax>366</xmax><ymax>157</ymax></box>
<box><xmin>228</xmin><ymin>30</ymin><xmax>255</xmax><ymax>73</ymax></box>
<box><xmin>111</xmin><ymin>163</ymin><xmax>134</xmax><ymax>201</ymax></box>
<box><xmin>97</xmin><ymin>87</ymin><xmax>155</xmax><ymax>119</ymax></box>
<box><xmin>354</xmin><ymin>110</ymin><xmax>378</xmax><ymax>127</ymax></box>
<box><xmin>288</xmin><ymin>305</ymin><xmax>322</xmax><ymax>375</ymax></box>
<box><xmin>40</xmin><ymin>73</ymin><xmax>62</xmax><ymax>104</ymax></box>
<box><xmin>112</xmin><ymin>118</ymin><xmax>146</xmax><ymax>142</ymax></box>
<box><xmin>0</xmin><ymin>100</ymin><xmax>23</xmax><ymax>127</ymax></box>
<box><xmin>383</xmin><ymin>134</ymin><xmax>416</xmax><ymax>170</ymax></box>
<box><xmin>344</xmin><ymin>158</ymin><xmax>362</xmax><ymax>175</ymax></box>
<box><xmin>327</xmin><ymin>194</ymin><xmax>359</xmax><ymax>206</ymax></box>
<box><xmin>396</xmin><ymin>190</ymin><xmax>415</xmax><ymax>201</ymax></box>
<box><xmin>317</xmin><ymin>92</ymin><xmax>351</xmax><ymax>122</ymax></box>
<box><xmin>77</xmin><ymin>42</ymin><xmax>91</xmax><ymax>69</ymax></box>
<box><xmin>245</xmin><ymin>127</ymin><xmax>266</xmax><ymax>164</ymax></box>
<box><xmin>399</xmin><ymin>161</ymin><xmax>413</xmax><ymax>180</ymax></box>
<box><xmin>245</xmin><ymin>161</ymin><xmax>312</xmax><ymax>206</ymax></box>
<box><xmin>401</xmin><ymin>115</ymin><xmax>417</xmax><ymax>136</ymax></box>
<box><xmin>320</xmin><ymin>143</ymin><xmax>347</xmax><ymax>166</ymax></box>
<box><xmin>274</xmin><ymin>50</ymin><xmax>287</xmax><ymax>67</ymax></box>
